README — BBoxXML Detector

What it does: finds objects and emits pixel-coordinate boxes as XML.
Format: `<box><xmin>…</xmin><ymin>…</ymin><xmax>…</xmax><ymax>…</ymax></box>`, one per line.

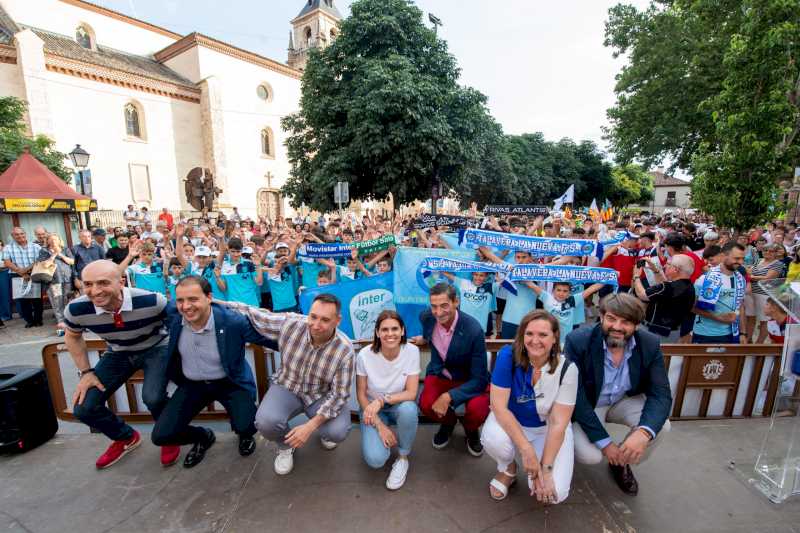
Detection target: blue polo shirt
<box><xmin>126</xmin><ymin>262</ymin><xmax>166</xmax><ymax>295</ymax></box>
<box><xmin>221</xmin><ymin>260</ymin><xmax>260</xmax><ymax>307</ymax></box>
<box><xmin>491</xmin><ymin>345</ymin><xmax>545</xmax><ymax>428</ymax></box>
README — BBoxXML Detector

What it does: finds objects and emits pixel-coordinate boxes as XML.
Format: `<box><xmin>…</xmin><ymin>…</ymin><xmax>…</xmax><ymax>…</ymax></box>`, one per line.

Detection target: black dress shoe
<box><xmin>24</xmin><ymin>323</ymin><xmax>33</xmax><ymax>328</ymax></box>
<box><xmin>183</xmin><ymin>428</ymin><xmax>215</xmax><ymax>468</ymax></box>
<box><xmin>609</xmin><ymin>464</ymin><xmax>639</xmax><ymax>496</ymax></box>
<box><xmin>239</xmin><ymin>435</ymin><xmax>256</xmax><ymax>457</ymax></box>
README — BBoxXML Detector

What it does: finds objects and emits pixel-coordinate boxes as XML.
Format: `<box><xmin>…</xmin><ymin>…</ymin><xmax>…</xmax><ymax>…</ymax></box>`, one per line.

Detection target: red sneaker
<box><xmin>96</xmin><ymin>430</ymin><xmax>141</xmax><ymax>469</ymax></box>
<box><xmin>161</xmin><ymin>445</ymin><xmax>181</xmax><ymax>467</ymax></box>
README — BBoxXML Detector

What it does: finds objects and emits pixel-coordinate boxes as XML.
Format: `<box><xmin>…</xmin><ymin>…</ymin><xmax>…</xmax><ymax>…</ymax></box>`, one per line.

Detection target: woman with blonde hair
<box><xmin>481</xmin><ymin>310</ymin><xmax>578</xmax><ymax>504</ymax></box>
<box><xmin>36</xmin><ymin>233</ymin><xmax>74</xmax><ymax>336</ymax></box>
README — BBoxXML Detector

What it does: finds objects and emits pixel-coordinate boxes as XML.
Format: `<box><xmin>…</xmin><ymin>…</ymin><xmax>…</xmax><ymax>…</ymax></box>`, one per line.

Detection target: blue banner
<box><xmin>393</xmin><ymin>247</ymin><xmax>476</xmax><ymax>337</ymax></box>
<box><xmin>419</xmin><ymin>257</ymin><xmax>512</xmax><ymax>276</ymax></box>
<box><xmin>299</xmin><ymin>272</ymin><xmax>395</xmax><ymax>340</ymax></box>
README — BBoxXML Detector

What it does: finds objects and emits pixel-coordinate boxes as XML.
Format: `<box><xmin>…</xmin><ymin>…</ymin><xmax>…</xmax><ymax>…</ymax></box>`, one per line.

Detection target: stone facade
<box><xmin>0</xmin><ymin>0</ymin><xmax>327</xmax><ymax>219</ymax></box>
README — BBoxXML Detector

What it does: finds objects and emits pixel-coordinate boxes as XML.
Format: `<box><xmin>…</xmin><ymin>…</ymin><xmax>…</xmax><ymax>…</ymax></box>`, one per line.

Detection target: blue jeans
<box><xmin>360</xmin><ymin>400</ymin><xmax>419</xmax><ymax>469</ymax></box>
<box><xmin>691</xmin><ymin>333</ymin><xmax>740</xmax><ymax>344</ymax></box>
<box><xmin>73</xmin><ymin>344</ymin><xmax>170</xmax><ymax>441</ymax></box>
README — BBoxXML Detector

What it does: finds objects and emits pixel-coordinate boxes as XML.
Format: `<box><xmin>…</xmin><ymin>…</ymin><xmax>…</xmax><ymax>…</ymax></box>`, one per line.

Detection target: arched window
<box><xmin>305</xmin><ymin>27</ymin><xmax>313</xmax><ymax>48</ymax></box>
<box><xmin>256</xmin><ymin>83</ymin><xmax>273</xmax><ymax>102</ymax></box>
<box><xmin>75</xmin><ymin>24</ymin><xmax>94</xmax><ymax>50</ymax></box>
<box><xmin>261</xmin><ymin>127</ymin><xmax>275</xmax><ymax>157</ymax></box>
<box><xmin>124</xmin><ymin>102</ymin><xmax>142</xmax><ymax>139</ymax></box>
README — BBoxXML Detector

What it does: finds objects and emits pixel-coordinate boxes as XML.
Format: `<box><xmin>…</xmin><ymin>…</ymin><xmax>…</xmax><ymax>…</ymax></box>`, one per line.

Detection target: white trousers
<box><xmin>572</xmin><ymin>393</ymin><xmax>670</xmax><ymax>465</ymax></box>
<box><xmin>481</xmin><ymin>411</ymin><xmax>574</xmax><ymax>504</ymax></box>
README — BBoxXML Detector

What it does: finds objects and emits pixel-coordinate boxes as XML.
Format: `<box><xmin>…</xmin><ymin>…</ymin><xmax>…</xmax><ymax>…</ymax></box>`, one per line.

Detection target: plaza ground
<box><xmin>2</xmin><ymin>315</ymin><xmax>800</xmax><ymax>532</ymax></box>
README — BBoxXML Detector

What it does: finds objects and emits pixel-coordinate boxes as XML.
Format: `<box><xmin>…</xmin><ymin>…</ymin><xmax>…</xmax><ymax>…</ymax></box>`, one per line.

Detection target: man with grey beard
<box><xmin>564</xmin><ymin>293</ymin><xmax>672</xmax><ymax>497</ymax></box>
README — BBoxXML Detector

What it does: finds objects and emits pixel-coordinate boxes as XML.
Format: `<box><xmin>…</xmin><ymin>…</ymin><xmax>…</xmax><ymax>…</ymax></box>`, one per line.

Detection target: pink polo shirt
<box><xmin>432</xmin><ymin>311</ymin><xmax>459</xmax><ymax>380</ymax></box>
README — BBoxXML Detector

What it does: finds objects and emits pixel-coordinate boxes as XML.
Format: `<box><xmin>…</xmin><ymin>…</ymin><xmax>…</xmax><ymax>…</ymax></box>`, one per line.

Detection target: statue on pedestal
<box><xmin>184</xmin><ymin>167</ymin><xmax>222</xmax><ymax>212</ymax></box>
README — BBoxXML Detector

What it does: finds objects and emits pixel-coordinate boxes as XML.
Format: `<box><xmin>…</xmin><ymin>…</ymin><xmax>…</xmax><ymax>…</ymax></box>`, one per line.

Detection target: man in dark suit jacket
<box><xmin>413</xmin><ymin>282</ymin><xmax>489</xmax><ymax>457</ymax></box>
<box><xmin>564</xmin><ymin>293</ymin><xmax>672</xmax><ymax>496</ymax></box>
<box><xmin>150</xmin><ymin>275</ymin><xmax>277</xmax><ymax>468</ymax></box>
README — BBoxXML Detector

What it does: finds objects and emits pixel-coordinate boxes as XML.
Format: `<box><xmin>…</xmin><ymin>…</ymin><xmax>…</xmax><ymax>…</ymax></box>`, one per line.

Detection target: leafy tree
<box><xmin>0</xmin><ymin>96</ymin><xmax>72</xmax><ymax>182</ymax></box>
<box><xmin>604</xmin><ymin>0</ymin><xmax>800</xmax><ymax>228</ymax></box>
<box><xmin>608</xmin><ymin>163</ymin><xmax>654</xmax><ymax>206</ymax></box>
<box><xmin>691</xmin><ymin>0</ymin><xmax>800</xmax><ymax>229</ymax></box>
<box><xmin>282</xmin><ymin>0</ymin><xmax>494</xmax><ymax>212</ymax></box>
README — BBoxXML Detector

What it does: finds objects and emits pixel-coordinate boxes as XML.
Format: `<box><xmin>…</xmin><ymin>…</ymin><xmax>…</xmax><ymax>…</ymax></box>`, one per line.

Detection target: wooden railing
<box><xmin>41</xmin><ymin>340</ymin><xmax>783</xmax><ymax>424</ymax></box>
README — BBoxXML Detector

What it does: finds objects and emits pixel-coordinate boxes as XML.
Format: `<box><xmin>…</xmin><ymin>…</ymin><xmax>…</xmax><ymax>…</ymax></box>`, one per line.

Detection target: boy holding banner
<box><xmin>479</xmin><ymin>247</ymin><xmax>539</xmax><ymax>339</ymax></box>
<box><xmin>529</xmin><ymin>282</ymin><xmax>604</xmax><ymax>347</ymax></box>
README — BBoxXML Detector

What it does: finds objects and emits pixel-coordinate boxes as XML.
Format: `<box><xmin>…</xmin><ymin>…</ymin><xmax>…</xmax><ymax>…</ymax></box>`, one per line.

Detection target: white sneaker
<box><xmin>274</xmin><ymin>448</ymin><xmax>295</xmax><ymax>475</ymax></box>
<box><xmin>386</xmin><ymin>457</ymin><xmax>409</xmax><ymax>490</ymax></box>
<box><xmin>320</xmin><ymin>437</ymin><xmax>338</xmax><ymax>450</ymax></box>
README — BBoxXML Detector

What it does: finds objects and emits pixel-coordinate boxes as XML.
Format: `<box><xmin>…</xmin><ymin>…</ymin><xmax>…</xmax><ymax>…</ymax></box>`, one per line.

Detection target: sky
<box><xmin>95</xmin><ymin>0</ymin><xmax>653</xmax><ymax>157</ymax></box>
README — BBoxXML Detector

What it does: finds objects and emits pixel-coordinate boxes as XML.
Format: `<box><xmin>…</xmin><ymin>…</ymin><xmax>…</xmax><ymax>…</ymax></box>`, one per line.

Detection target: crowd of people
<box><xmin>2</xmin><ymin>205</ymin><xmax>796</xmax><ymax>344</ymax></box>
<box><xmin>1</xmin><ymin>203</ymin><xmax>797</xmax><ymax>504</ymax></box>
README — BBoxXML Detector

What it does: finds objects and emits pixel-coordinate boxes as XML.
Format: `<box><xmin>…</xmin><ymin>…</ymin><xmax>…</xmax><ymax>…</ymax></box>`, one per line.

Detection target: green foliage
<box><xmin>0</xmin><ymin>96</ymin><xmax>72</xmax><ymax>182</ymax></box>
<box><xmin>609</xmin><ymin>163</ymin><xmax>654</xmax><ymax>206</ymax></box>
<box><xmin>604</xmin><ymin>0</ymin><xmax>800</xmax><ymax>228</ymax></box>
<box><xmin>282</xmin><ymin>0</ymin><xmax>494</xmax><ymax>212</ymax></box>
<box><xmin>691</xmin><ymin>0</ymin><xmax>800</xmax><ymax>229</ymax></box>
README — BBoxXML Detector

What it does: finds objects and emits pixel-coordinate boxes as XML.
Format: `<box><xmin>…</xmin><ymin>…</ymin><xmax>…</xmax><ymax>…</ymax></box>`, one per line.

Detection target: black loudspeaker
<box><xmin>0</xmin><ymin>366</ymin><xmax>58</xmax><ymax>453</ymax></box>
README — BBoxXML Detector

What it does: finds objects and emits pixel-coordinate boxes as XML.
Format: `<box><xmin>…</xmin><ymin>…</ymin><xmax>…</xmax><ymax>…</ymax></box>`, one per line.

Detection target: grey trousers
<box><xmin>255</xmin><ymin>383</ymin><xmax>352</xmax><ymax>450</ymax></box>
<box><xmin>572</xmin><ymin>393</ymin><xmax>670</xmax><ymax>465</ymax></box>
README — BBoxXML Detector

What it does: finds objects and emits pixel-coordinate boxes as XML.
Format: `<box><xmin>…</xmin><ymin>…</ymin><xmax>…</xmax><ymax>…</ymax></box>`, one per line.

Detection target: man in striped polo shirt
<box><xmin>64</xmin><ymin>260</ymin><xmax>179</xmax><ymax>469</ymax></box>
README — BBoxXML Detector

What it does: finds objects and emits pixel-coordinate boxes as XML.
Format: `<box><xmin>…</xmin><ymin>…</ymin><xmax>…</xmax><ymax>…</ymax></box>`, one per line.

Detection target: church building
<box><xmin>0</xmin><ymin>0</ymin><xmax>341</xmax><ymax>220</ymax></box>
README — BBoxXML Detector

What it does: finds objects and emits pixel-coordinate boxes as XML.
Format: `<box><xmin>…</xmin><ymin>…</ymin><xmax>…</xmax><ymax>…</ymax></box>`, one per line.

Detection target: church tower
<box><xmin>288</xmin><ymin>0</ymin><xmax>342</xmax><ymax>71</ymax></box>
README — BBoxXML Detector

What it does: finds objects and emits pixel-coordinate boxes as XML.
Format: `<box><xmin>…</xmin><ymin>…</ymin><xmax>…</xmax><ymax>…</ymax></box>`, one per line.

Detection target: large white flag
<box><xmin>553</xmin><ymin>184</ymin><xmax>575</xmax><ymax>211</ymax></box>
<box><xmin>589</xmin><ymin>198</ymin><xmax>599</xmax><ymax>216</ymax></box>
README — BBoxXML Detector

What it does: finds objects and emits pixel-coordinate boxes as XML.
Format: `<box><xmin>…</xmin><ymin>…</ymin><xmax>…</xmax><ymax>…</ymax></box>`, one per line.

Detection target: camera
<box><xmin>636</xmin><ymin>259</ymin><xmax>647</xmax><ymax>268</ymax></box>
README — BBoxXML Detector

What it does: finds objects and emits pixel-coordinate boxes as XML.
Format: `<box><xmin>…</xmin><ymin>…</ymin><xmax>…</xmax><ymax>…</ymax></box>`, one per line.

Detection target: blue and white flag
<box><xmin>509</xmin><ymin>264</ymin><xmax>618</xmax><ymax>286</ymax></box>
<box><xmin>553</xmin><ymin>184</ymin><xmax>575</xmax><ymax>211</ymax></box>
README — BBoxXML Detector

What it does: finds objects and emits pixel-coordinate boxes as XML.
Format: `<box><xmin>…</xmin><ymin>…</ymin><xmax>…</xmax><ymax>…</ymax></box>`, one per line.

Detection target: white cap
<box><xmin>242</xmin><ymin>246</ymin><xmax>254</xmax><ymax>254</ymax></box>
<box><xmin>211</xmin><ymin>251</ymin><xmax>220</xmax><ymax>257</ymax></box>
<box><xmin>195</xmin><ymin>246</ymin><xmax>211</xmax><ymax>257</ymax></box>
<box><xmin>275</xmin><ymin>242</ymin><xmax>290</xmax><ymax>251</ymax></box>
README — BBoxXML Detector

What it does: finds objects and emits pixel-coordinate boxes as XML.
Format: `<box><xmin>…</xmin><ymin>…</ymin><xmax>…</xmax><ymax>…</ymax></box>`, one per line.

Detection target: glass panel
<box><xmin>125</xmin><ymin>105</ymin><xmax>140</xmax><ymax>138</ymax></box>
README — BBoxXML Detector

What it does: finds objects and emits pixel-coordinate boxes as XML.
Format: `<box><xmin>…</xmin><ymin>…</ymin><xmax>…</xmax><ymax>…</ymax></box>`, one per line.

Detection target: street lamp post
<box><xmin>69</xmin><ymin>144</ymin><xmax>91</xmax><ymax>229</ymax></box>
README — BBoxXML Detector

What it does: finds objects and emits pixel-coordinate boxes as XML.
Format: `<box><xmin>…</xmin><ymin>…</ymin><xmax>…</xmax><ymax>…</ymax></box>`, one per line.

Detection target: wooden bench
<box><xmin>41</xmin><ymin>340</ymin><xmax>782</xmax><ymax>424</ymax></box>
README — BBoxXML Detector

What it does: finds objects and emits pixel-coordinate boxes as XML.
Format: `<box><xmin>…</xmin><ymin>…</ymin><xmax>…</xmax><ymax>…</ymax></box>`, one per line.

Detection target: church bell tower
<box><xmin>288</xmin><ymin>0</ymin><xmax>342</xmax><ymax>71</ymax></box>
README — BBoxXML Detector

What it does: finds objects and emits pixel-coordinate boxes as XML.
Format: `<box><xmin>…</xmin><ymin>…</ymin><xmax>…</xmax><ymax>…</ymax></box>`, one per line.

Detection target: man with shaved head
<box><xmin>63</xmin><ymin>260</ymin><xmax>178</xmax><ymax>469</ymax></box>
<box><xmin>632</xmin><ymin>254</ymin><xmax>697</xmax><ymax>342</ymax></box>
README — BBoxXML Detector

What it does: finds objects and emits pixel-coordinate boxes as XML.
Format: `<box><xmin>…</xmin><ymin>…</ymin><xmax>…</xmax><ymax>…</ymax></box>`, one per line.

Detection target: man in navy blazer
<box><xmin>151</xmin><ymin>275</ymin><xmax>277</xmax><ymax>468</ymax></box>
<box><xmin>413</xmin><ymin>282</ymin><xmax>489</xmax><ymax>457</ymax></box>
<box><xmin>564</xmin><ymin>293</ymin><xmax>672</xmax><ymax>496</ymax></box>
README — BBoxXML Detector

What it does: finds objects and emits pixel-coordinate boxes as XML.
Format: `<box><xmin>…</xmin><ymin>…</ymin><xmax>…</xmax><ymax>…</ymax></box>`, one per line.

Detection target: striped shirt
<box><xmin>225</xmin><ymin>300</ymin><xmax>354</xmax><ymax>419</ymax></box>
<box><xmin>63</xmin><ymin>288</ymin><xmax>168</xmax><ymax>353</ymax></box>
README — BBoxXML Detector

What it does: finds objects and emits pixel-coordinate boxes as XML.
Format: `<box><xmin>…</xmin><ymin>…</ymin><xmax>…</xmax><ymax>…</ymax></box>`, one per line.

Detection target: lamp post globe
<box><xmin>69</xmin><ymin>144</ymin><xmax>92</xmax><ymax>228</ymax></box>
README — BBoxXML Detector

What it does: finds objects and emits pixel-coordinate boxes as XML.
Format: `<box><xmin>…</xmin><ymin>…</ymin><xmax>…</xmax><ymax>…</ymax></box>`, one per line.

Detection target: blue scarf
<box><xmin>459</xmin><ymin>228</ymin><xmax>626</xmax><ymax>258</ymax></box>
<box><xmin>696</xmin><ymin>266</ymin><xmax>746</xmax><ymax>335</ymax></box>
<box><xmin>418</xmin><ymin>257</ymin><xmax>518</xmax><ymax>293</ymax></box>
<box><xmin>509</xmin><ymin>264</ymin><xmax>619</xmax><ymax>286</ymax></box>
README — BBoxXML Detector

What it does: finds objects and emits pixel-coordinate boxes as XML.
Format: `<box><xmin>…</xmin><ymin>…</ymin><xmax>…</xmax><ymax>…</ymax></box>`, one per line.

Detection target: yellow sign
<box><xmin>3</xmin><ymin>198</ymin><xmax>53</xmax><ymax>212</ymax></box>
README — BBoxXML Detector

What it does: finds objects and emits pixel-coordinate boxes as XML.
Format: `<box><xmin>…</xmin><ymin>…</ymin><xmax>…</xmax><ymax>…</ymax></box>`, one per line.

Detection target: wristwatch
<box><xmin>77</xmin><ymin>367</ymin><xmax>95</xmax><ymax>378</ymax></box>
<box><xmin>541</xmin><ymin>463</ymin><xmax>554</xmax><ymax>473</ymax></box>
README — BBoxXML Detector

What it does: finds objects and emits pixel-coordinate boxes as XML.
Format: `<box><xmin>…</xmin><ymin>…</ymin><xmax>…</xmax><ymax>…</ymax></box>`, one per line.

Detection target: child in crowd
<box><xmin>441</xmin><ymin>270</ymin><xmax>496</xmax><ymax>338</ymax></box>
<box><xmin>125</xmin><ymin>242</ymin><xmax>166</xmax><ymax>295</ymax></box>
<box><xmin>165</xmin><ymin>257</ymin><xmax>186</xmax><ymax>300</ymax></box>
<box><xmin>266</xmin><ymin>242</ymin><xmax>299</xmax><ymax>312</ymax></box>
<box><xmin>529</xmin><ymin>281</ymin><xmax>603</xmax><ymax>347</ymax></box>
<box><xmin>194</xmin><ymin>245</ymin><xmax>227</xmax><ymax>301</ymax></box>
<box><xmin>220</xmin><ymin>238</ymin><xmax>263</xmax><ymax>307</ymax></box>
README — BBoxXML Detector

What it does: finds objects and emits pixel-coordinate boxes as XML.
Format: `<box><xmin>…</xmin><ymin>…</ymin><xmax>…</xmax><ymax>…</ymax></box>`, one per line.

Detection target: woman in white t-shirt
<box><xmin>356</xmin><ymin>310</ymin><xmax>421</xmax><ymax>490</ymax></box>
<box><xmin>481</xmin><ymin>310</ymin><xmax>578</xmax><ymax>504</ymax></box>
